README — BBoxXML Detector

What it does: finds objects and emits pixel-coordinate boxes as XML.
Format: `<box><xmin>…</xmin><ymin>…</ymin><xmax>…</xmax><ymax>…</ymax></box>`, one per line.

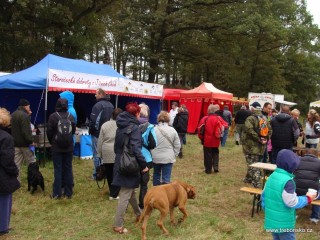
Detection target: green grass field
<box><xmin>6</xmin><ymin>135</ymin><xmax>320</xmax><ymax>240</ymax></box>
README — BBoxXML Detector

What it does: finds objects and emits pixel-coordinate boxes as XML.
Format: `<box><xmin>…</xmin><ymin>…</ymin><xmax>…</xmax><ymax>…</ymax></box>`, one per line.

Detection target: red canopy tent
<box><xmin>162</xmin><ymin>88</ymin><xmax>186</xmax><ymax>111</ymax></box>
<box><xmin>180</xmin><ymin>82</ymin><xmax>233</xmax><ymax>133</ymax></box>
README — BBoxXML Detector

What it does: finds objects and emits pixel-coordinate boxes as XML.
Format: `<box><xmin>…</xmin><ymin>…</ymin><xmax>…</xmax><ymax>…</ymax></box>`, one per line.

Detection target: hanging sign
<box><xmin>48</xmin><ymin>69</ymin><xmax>163</xmax><ymax>98</ymax></box>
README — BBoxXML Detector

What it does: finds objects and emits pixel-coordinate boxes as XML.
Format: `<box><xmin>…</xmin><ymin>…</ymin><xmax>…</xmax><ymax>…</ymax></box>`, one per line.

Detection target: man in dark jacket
<box><xmin>234</xmin><ymin>105</ymin><xmax>251</xmax><ymax>145</ymax></box>
<box><xmin>89</xmin><ymin>88</ymin><xmax>114</xmax><ymax>179</ymax></box>
<box><xmin>294</xmin><ymin>148</ymin><xmax>320</xmax><ymax>224</ymax></box>
<box><xmin>11</xmin><ymin>98</ymin><xmax>35</xmax><ymax>181</ymax></box>
<box><xmin>47</xmin><ymin>98</ymin><xmax>76</xmax><ymax>199</ymax></box>
<box><xmin>173</xmin><ymin>107</ymin><xmax>188</xmax><ymax>158</ymax></box>
<box><xmin>270</xmin><ymin>103</ymin><xmax>300</xmax><ymax>164</ymax></box>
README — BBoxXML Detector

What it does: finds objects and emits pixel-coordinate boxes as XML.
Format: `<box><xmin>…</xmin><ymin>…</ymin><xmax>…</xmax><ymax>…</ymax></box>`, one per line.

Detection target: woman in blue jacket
<box><xmin>138</xmin><ymin>103</ymin><xmax>157</xmax><ymax>209</ymax></box>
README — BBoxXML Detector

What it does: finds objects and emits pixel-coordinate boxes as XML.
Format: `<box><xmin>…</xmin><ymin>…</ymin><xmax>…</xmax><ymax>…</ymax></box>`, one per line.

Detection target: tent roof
<box><xmin>0</xmin><ymin>54</ymin><xmax>163</xmax><ymax>99</ymax></box>
<box><xmin>180</xmin><ymin>82</ymin><xmax>233</xmax><ymax>100</ymax></box>
<box><xmin>0</xmin><ymin>72</ymin><xmax>10</xmax><ymax>76</ymax></box>
<box><xmin>0</xmin><ymin>54</ymin><xmax>127</xmax><ymax>90</ymax></box>
<box><xmin>310</xmin><ymin>100</ymin><xmax>320</xmax><ymax>107</ymax></box>
<box><xmin>163</xmin><ymin>88</ymin><xmax>186</xmax><ymax>100</ymax></box>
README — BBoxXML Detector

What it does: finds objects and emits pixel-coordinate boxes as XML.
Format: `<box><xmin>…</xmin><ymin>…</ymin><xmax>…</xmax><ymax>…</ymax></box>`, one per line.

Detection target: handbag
<box><xmin>96</xmin><ymin>158</ymin><xmax>106</xmax><ymax>189</ymax></box>
<box><xmin>119</xmin><ymin>128</ymin><xmax>140</xmax><ymax>177</ymax></box>
<box><xmin>96</xmin><ymin>163</ymin><xmax>107</xmax><ymax>181</ymax></box>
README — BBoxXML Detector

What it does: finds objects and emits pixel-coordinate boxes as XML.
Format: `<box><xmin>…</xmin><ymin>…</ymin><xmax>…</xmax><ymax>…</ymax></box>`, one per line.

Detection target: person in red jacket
<box><xmin>198</xmin><ymin>104</ymin><xmax>227</xmax><ymax>174</ymax></box>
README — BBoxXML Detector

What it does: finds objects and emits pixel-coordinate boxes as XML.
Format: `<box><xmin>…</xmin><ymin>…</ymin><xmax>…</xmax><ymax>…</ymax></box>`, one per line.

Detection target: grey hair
<box><xmin>0</xmin><ymin>108</ymin><xmax>11</xmax><ymax>127</ymax></box>
<box><xmin>208</xmin><ymin>104</ymin><xmax>220</xmax><ymax>114</ymax></box>
<box><xmin>139</xmin><ymin>103</ymin><xmax>150</xmax><ymax>118</ymax></box>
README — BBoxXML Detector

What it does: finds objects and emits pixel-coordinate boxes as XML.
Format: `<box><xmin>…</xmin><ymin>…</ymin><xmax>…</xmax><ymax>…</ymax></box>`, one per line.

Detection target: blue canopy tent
<box><xmin>0</xmin><ymin>54</ymin><xmax>163</xmax><ymax>162</ymax></box>
<box><xmin>0</xmin><ymin>54</ymin><xmax>163</xmax><ymax>124</ymax></box>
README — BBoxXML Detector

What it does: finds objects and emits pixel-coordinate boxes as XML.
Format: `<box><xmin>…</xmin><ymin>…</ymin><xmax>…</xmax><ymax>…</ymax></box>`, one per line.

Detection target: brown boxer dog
<box><xmin>139</xmin><ymin>180</ymin><xmax>196</xmax><ymax>240</ymax></box>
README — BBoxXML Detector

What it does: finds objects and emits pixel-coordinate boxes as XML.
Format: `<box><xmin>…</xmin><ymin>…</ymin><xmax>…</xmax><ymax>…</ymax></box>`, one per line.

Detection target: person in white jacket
<box><xmin>304</xmin><ymin>109</ymin><xmax>320</xmax><ymax>148</ymax></box>
<box><xmin>151</xmin><ymin>111</ymin><xmax>181</xmax><ymax>186</ymax></box>
<box><xmin>168</xmin><ymin>102</ymin><xmax>178</xmax><ymax>126</ymax></box>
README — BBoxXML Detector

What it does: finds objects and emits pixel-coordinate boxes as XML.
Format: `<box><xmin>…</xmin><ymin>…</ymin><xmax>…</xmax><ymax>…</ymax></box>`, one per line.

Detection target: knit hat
<box><xmin>250</xmin><ymin>102</ymin><xmax>261</xmax><ymax>109</ymax></box>
<box><xmin>19</xmin><ymin>98</ymin><xmax>30</xmax><ymax>106</ymax></box>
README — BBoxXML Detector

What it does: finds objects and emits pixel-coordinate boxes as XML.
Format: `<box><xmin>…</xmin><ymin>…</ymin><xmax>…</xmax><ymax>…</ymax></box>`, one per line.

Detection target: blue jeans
<box><xmin>311</xmin><ymin>205</ymin><xmax>320</xmax><ymax>219</ymax></box>
<box><xmin>0</xmin><ymin>194</ymin><xmax>12</xmax><ymax>232</ymax></box>
<box><xmin>272</xmin><ymin>232</ymin><xmax>295</xmax><ymax>240</ymax></box>
<box><xmin>178</xmin><ymin>133</ymin><xmax>185</xmax><ymax>151</ymax></box>
<box><xmin>271</xmin><ymin>148</ymin><xmax>280</xmax><ymax>164</ymax></box>
<box><xmin>91</xmin><ymin>136</ymin><xmax>100</xmax><ymax>178</ymax></box>
<box><xmin>52</xmin><ymin>151</ymin><xmax>73</xmax><ymax>198</ymax></box>
<box><xmin>153</xmin><ymin>163</ymin><xmax>173</xmax><ymax>186</ymax></box>
<box><xmin>272</xmin><ymin>148</ymin><xmax>293</xmax><ymax>164</ymax></box>
<box><xmin>182</xmin><ymin>135</ymin><xmax>186</xmax><ymax>145</ymax></box>
<box><xmin>221</xmin><ymin>128</ymin><xmax>229</xmax><ymax>147</ymax></box>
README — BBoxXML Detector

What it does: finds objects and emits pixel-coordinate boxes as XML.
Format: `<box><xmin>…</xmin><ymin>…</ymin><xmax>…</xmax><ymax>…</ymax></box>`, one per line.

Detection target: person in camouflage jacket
<box><xmin>242</xmin><ymin>106</ymin><xmax>272</xmax><ymax>188</ymax></box>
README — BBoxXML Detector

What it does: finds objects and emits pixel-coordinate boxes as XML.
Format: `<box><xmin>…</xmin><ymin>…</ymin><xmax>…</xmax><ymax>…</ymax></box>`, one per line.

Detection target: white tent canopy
<box><xmin>310</xmin><ymin>100</ymin><xmax>320</xmax><ymax>108</ymax></box>
<box><xmin>0</xmin><ymin>72</ymin><xmax>10</xmax><ymax>76</ymax></box>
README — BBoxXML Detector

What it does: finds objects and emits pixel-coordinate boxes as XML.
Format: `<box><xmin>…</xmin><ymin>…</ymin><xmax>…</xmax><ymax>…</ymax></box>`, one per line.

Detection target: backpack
<box><xmin>255</xmin><ymin>115</ymin><xmax>269</xmax><ymax>137</ymax></box>
<box><xmin>215</xmin><ymin>116</ymin><xmax>229</xmax><ymax>138</ymax></box>
<box><xmin>142</xmin><ymin>125</ymin><xmax>157</xmax><ymax>150</ymax></box>
<box><xmin>197</xmin><ymin>116</ymin><xmax>209</xmax><ymax>144</ymax></box>
<box><xmin>55</xmin><ymin>112</ymin><xmax>73</xmax><ymax>148</ymax></box>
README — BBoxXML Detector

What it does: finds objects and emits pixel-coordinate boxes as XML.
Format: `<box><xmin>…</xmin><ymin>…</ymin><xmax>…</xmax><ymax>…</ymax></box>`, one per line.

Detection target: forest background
<box><xmin>1</xmin><ymin>0</ymin><xmax>320</xmax><ymax>113</ymax></box>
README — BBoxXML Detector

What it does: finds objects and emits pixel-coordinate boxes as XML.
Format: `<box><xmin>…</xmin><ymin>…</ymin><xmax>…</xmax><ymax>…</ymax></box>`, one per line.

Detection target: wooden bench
<box><xmin>311</xmin><ymin>200</ymin><xmax>320</xmax><ymax>206</ymax></box>
<box><xmin>241</xmin><ymin>187</ymin><xmax>320</xmax><ymax>217</ymax></box>
<box><xmin>240</xmin><ymin>187</ymin><xmax>262</xmax><ymax>217</ymax></box>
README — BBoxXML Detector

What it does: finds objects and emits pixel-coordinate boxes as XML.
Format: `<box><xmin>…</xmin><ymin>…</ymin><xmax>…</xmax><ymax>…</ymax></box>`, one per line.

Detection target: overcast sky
<box><xmin>306</xmin><ymin>0</ymin><xmax>320</xmax><ymax>26</ymax></box>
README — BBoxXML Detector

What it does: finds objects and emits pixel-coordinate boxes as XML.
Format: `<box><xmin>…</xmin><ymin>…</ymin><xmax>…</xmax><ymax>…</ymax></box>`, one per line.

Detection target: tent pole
<box><xmin>42</xmin><ymin>65</ymin><xmax>50</xmax><ymax>168</ymax></box>
<box><xmin>42</xmin><ymin>86</ymin><xmax>48</xmax><ymax>167</ymax></box>
<box><xmin>115</xmin><ymin>95</ymin><xmax>118</xmax><ymax>108</ymax></box>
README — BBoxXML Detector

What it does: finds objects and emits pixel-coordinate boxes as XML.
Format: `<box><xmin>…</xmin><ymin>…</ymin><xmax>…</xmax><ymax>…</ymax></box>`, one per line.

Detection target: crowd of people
<box><xmin>1</xmin><ymin>89</ymin><xmax>320</xmax><ymax>238</ymax></box>
<box><xmin>0</xmin><ymin>89</ymin><xmax>190</xmax><ymax>235</ymax></box>
<box><xmin>195</xmin><ymin>99</ymin><xmax>320</xmax><ymax>239</ymax></box>
<box><xmin>235</xmin><ymin>101</ymin><xmax>320</xmax><ymax>239</ymax></box>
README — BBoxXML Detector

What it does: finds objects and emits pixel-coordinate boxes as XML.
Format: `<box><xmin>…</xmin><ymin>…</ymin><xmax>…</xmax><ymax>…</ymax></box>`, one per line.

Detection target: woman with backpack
<box><xmin>47</xmin><ymin>98</ymin><xmax>76</xmax><ymax>199</ymax></box>
<box><xmin>197</xmin><ymin>104</ymin><xmax>227</xmax><ymax>174</ymax></box>
<box><xmin>112</xmin><ymin>102</ymin><xmax>149</xmax><ymax>234</ymax></box>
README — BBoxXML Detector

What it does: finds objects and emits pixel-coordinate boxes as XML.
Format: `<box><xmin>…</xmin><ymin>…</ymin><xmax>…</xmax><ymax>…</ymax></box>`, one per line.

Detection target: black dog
<box><xmin>27</xmin><ymin>162</ymin><xmax>45</xmax><ymax>194</ymax></box>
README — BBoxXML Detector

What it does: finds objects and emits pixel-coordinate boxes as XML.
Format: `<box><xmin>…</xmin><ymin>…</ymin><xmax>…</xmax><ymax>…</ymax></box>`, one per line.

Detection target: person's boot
<box><xmin>178</xmin><ymin>151</ymin><xmax>183</xmax><ymax>158</ymax></box>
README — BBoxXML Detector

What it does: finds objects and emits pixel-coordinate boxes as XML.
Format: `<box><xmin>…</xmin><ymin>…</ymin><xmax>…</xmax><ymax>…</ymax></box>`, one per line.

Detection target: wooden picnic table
<box><xmin>249</xmin><ymin>162</ymin><xmax>277</xmax><ymax>189</ymax></box>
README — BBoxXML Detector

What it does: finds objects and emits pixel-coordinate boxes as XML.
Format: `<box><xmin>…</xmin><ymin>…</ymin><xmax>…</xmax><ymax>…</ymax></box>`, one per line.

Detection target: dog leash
<box><xmin>96</xmin><ymin>178</ymin><xmax>105</xmax><ymax>189</ymax></box>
